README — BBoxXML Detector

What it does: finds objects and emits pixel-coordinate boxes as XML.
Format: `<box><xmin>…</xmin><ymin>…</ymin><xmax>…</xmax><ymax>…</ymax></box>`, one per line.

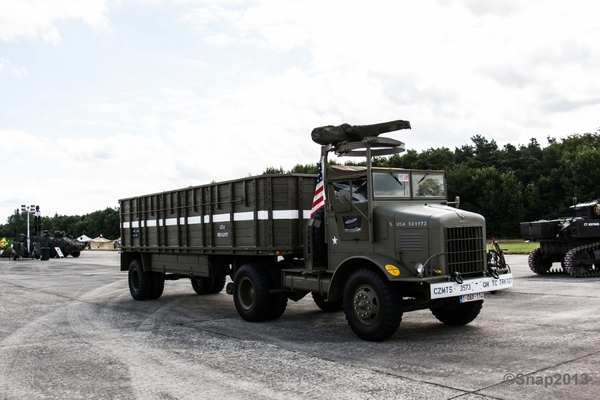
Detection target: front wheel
<box><xmin>343</xmin><ymin>268</ymin><xmax>402</xmax><ymax>342</ymax></box>
<box><xmin>430</xmin><ymin>299</ymin><xmax>483</xmax><ymax>325</ymax></box>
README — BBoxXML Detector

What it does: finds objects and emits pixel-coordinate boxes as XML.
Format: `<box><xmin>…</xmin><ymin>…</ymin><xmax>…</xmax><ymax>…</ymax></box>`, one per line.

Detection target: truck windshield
<box><xmin>373</xmin><ymin>171</ymin><xmax>446</xmax><ymax>199</ymax></box>
<box><xmin>412</xmin><ymin>172</ymin><xmax>445</xmax><ymax>198</ymax></box>
<box><xmin>373</xmin><ymin>172</ymin><xmax>411</xmax><ymax>198</ymax></box>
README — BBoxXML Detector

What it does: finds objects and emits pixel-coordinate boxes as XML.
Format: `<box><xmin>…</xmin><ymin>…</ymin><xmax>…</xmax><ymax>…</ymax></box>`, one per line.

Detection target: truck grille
<box><xmin>445</xmin><ymin>226</ymin><xmax>485</xmax><ymax>274</ymax></box>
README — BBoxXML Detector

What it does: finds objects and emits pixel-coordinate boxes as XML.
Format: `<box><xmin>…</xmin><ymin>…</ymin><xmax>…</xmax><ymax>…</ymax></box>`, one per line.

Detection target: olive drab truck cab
<box><xmin>120</xmin><ymin>119</ymin><xmax>513</xmax><ymax>341</ymax></box>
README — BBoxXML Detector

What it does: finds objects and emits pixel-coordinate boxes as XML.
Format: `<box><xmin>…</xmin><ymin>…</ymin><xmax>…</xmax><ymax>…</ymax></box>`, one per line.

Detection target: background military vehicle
<box><xmin>521</xmin><ymin>199</ymin><xmax>600</xmax><ymax>277</ymax></box>
<box><xmin>119</xmin><ymin>119</ymin><xmax>513</xmax><ymax>341</ymax></box>
<box><xmin>6</xmin><ymin>231</ymin><xmax>85</xmax><ymax>260</ymax></box>
<box><xmin>45</xmin><ymin>231</ymin><xmax>86</xmax><ymax>258</ymax></box>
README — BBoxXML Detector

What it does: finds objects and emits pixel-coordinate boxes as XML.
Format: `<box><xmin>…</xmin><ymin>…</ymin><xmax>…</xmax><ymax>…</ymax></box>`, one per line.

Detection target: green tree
<box><xmin>0</xmin><ymin>211</ymin><xmax>27</xmax><ymax>238</ymax></box>
<box><xmin>446</xmin><ymin>164</ymin><xmax>478</xmax><ymax>211</ymax></box>
<box><xmin>262</xmin><ymin>166</ymin><xmax>285</xmax><ymax>175</ymax></box>
<box><xmin>0</xmin><ymin>207</ymin><xmax>120</xmax><ymax>240</ymax></box>
<box><xmin>466</xmin><ymin>167</ymin><xmax>525</xmax><ymax>238</ymax></box>
<box><xmin>418</xmin><ymin>147</ymin><xmax>455</xmax><ymax>170</ymax></box>
<box><xmin>290</xmin><ymin>164</ymin><xmax>318</xmax><ymax>174</ymax></box>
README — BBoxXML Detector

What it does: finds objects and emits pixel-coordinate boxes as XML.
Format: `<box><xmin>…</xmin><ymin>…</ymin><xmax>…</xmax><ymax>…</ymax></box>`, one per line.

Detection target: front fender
<box><xmin>327</xmin><ymin>254</ymin><xmax>414</xmax><ymax>301</ymax></box>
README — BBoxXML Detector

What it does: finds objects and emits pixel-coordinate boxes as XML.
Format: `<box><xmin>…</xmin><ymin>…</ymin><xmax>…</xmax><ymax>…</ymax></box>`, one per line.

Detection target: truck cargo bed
<box><xmin>120</xmin><ymin>174</ymin><xmax>316</xmax><ymax>257</ymax></box>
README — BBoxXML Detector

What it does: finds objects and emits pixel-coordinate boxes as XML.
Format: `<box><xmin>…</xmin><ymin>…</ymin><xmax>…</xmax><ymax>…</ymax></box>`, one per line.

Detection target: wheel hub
<box><xmin>353</xmin><ymin>285</ymin><xmax>379</xmax><ymax>325</ymax></box>
<box><xmin>238</xmin><ymin>276</ymin><xmax>255</xmax><ymax>310</ymax></box>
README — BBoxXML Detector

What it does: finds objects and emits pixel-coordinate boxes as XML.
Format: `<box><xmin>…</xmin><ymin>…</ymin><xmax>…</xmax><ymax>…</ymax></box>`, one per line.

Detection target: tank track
<box><xmin>563</xmin><ymin>242</ymin><xmax>600</xmax><ymax>277</ymax></box>
<box><xmin>528</xmin><ymin>248</ymin><xmax>566</xmax><ymax>275</ymax></box>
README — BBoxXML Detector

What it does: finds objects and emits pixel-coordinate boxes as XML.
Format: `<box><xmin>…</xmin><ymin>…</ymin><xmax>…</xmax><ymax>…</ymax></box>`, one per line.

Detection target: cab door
<box><xmin>330</xmin><ymin>178</ymin><xmax>369</xmax><ymax>241</ymax></box>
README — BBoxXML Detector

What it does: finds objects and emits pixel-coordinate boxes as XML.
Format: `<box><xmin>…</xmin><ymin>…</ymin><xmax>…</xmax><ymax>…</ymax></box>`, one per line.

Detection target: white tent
<box><xmin>76</xmin><ymin>234</ymin><xmax>93</xmax><ymax>242</ymax></box>
<box><xmin>89</xmin><ymin>236</ymin><xmax>114</xmax><ymax>250</ymax></box>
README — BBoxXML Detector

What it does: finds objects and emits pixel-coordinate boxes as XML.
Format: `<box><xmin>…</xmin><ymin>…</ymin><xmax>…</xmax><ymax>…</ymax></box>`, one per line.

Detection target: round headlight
<box><xmin>416</xmin><ymin>263</ymin><xmax>425</xmax><ymax>276</ymax></box>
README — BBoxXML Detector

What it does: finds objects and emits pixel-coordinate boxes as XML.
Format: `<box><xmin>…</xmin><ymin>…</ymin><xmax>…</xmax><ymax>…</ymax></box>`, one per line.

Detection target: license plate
<box><xmin>430</xmin><ymin>273</ymin><xmax>513</xmax><ymax>299</ymax></box>
<box><xmin>460</xmin><ymin>293</ymin><xmax>484</xmax><ymax>303</ymax></box>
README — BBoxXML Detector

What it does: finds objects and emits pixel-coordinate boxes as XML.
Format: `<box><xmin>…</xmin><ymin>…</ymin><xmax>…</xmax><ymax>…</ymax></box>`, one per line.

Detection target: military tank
<box><xmin>521</xmin><ymin>199</ymin><xmax>600</xmax><ymax>277</ymax></box>
<box><xmin>43</xmin><ymin>231</ymin><xmax>86</xmax><ymax>258</ymax></box>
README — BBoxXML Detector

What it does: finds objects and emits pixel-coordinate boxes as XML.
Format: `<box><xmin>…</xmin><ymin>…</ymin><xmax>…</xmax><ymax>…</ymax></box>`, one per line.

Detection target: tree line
<box><xmin>266</xmin><ymin>130</ymin><xmax>600</xmax><ymax>238</ymax></box>
<box><xmin>2</xmin><ymin>130</ymin><xmax>598</xmax><ymax>242</ymax></box>
<box><xmin>0</xmin><ymin>207</ymin><xmax>120</xmax><ymax>243</ymax></box>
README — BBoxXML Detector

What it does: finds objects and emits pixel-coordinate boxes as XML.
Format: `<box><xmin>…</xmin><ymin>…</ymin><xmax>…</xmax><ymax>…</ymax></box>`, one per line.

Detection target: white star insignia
<box><xmin>332</xmin><ymin>236</ymin><xmax>338</xmax><ymax>245</ymax></box>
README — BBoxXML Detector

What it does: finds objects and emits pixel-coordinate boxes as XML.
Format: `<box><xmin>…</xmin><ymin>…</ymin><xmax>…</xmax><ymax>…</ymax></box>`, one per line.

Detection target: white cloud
<box><xmin>1</xmin><ymin>0</ymin><xmax>600</xmax><ymax>223</ymax></box>
<box><xmin>0</xmin><ymin>0</ymin><xmax>112</xmax><ymax>44</ymax></box>
<box><xmin>0</xmin><ymin>58</ymin><xmax>29</xmax><ymax>78</ymax></box>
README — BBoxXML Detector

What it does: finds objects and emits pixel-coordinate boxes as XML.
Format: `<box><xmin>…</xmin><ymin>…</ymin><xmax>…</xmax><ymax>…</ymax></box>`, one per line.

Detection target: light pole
<box><xmin>20</xmin><ymin>204</ymin><xmax>39</xmax><ymax>254</ymax></box>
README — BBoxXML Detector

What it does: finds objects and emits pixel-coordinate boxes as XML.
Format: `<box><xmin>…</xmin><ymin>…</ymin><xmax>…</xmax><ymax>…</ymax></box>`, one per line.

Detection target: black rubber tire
<box><xmin>191</xmin><ymin>276</ymin><xmax>215</xmax><ymax>295</ymax></box>
<box><xmin>430</xmin><ymin>299</ymin><xmax>483</xmax><ymax>325</ymax></box>
<box><xmin>267</xmin><ymin>292</ymin><xmax>288</xmax><ymax>320</ymax></box>
<box><xmin>312</xmin><ymin>208</ymin><xmax>328</xmax><ymax>265</ymax></box>
<box><xmin>233</xmin><ymin>263</ymin><xmax>272</xmax><ymax>322</ymax></box>
<box><xmin>264</xmin><ymin>263</ymin><xmax>288</xmax><ymax>320</ymax></box>
<box><xmin>148</xmin><ymin>272</ymin><xmax>165</xmax><ymax>300</ymax></box>
<box><xmin>210</xmin><ymin>276</ymin><xmax>227</xmax><ymax>294</ymax></box>
<box><xmin>71</xmin><ymin>251</ymin><xmax>81</xmax><ymax>258</ymax></box>
<box><xmin>128</xmin><ymin>259</ymin><xmax>152</xmax><ymax>300</ymax></box>
<box><xmin>312</xmin><ymin>292</ymin><xmax>343</xmax><ymax>312</ymax></box>
<box><xmin>343</xmin><ymin>268</ymin><xmax>402</xmax><ymax>342</ymax></box>
<box><xmin>528</xmin><ymin>248</ymin><xmax>552</xmax><ymax>275</ymax></box>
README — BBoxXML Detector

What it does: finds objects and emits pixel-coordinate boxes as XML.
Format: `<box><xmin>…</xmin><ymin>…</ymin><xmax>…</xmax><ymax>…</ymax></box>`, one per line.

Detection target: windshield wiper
<box><xmin>390</xmin><ymin>172</ymin><xmax>404</xmax><ymax>186</ymax></box>
<box><xmin>418</xmin><ymin>173</ymin><xmax>430</xmax><ymax>184</ymax></box>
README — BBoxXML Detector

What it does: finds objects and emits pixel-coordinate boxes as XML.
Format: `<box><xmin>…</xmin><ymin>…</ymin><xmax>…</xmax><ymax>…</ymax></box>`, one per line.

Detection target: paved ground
<box><xmin>0</xmin><ymin>251</ymin><xmax>598</xmax><ymax>399</ymax></box>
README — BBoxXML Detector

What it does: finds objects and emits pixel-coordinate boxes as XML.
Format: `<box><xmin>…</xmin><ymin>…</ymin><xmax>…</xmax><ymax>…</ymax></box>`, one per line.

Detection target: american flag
<box><xmin>310</xmin><ymin>162</ymin><xmax>325</xmax><ymax>217</ymax></box>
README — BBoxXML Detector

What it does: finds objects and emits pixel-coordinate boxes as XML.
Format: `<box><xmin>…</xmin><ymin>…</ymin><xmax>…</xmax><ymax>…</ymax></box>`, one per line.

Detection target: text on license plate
<box><xmin>460</xmin><ymin>293</ymin><xmax>484</xmax><ymax>303</ymax></box>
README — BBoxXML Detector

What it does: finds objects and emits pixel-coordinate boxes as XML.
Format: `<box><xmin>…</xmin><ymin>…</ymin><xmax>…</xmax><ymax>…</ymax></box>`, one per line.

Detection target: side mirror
<box><xmin>447</xmin><ymin>196</ymin><xmax>460</xmax><ymax>208</ymax></box>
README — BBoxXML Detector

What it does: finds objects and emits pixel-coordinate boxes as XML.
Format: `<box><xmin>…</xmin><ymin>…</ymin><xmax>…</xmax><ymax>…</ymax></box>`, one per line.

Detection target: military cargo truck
<box><xmin>120</xmin><ymin>120</ymin><xmax>513</xmax><ymax>341</ymax></box>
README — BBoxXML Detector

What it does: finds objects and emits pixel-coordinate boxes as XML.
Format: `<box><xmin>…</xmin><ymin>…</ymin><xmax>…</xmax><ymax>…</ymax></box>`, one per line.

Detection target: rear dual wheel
<box><xmin>128</xmin><ymin>259</ymin><xmax>164</xmax><ymax>300</ymax></box>
<box><xmin>233</xmin><ymin>263</ymin><xmax>287</xmax><ymax>322</ymax></box>
<box><xmin>191</xmin><ymin>275</ymin><xmax>227</xmax><ymax>295</ymax></box>
<box><xmin>191</xmin><ymin>277</ymin><xmax>215</xmax><ymax>295</ymax></box>
<box><xmin>148</xmin><ymin>272</ymin><xmax>165</xmax><ymax>299</ymax></box>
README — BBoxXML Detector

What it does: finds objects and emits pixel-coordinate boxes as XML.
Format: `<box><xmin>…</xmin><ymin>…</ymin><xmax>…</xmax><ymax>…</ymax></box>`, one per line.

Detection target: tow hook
<box><xmin>452</xmin><ymin>271</ymin><xmax>463</xmax><ymax>284</ymax></box>
<box><xmin>488</xmin><ymin>267</ymin><xmax>500</xmax><ymax>279</ymax></box>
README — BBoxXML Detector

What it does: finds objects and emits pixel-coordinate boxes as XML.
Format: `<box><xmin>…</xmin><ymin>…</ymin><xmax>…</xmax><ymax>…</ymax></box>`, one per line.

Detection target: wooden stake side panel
<box><xmin>120</xmin><ymin>174</ymin><xmax>316</xmax><ymax>255</ymax></box>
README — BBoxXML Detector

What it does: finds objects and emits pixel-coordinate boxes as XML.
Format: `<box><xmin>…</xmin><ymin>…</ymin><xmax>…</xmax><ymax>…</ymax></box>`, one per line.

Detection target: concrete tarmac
<box><xmin>0</xmin><ymin>251</ymin><xmax>598</xmax><ymax>399</ymax></box>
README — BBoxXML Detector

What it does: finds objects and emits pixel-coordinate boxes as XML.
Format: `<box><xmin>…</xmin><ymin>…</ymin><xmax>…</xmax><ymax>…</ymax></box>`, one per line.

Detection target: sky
<box><xmin>1</xmin><ymin>0</ymin><xmax>599</xmax><ymax>226</ymax></box>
